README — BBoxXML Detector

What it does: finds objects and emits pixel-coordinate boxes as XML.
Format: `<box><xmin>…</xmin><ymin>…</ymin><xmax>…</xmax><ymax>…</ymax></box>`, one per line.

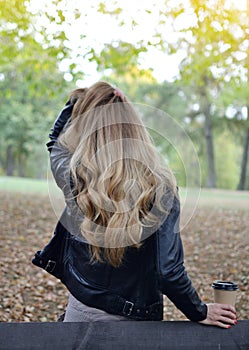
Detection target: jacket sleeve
<box><xmin>46</xmin><ymin>100</ymin><xmax>74</xmax><ymax>153</ymax></box>
<box><xmin>46</xmin><ymin>102</ymin><xmax>74</xmax><ymax>192</ymax></box>
<box><xmin>156</xmin><ymin>195</ymin><xmax>207</xmax><ymax>322</ymax></box>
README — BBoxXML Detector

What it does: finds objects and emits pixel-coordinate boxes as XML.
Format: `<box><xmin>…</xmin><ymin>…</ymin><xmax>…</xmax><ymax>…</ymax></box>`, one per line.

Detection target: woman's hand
<box><xmin>199</xmin><ymin>303</ymin><xmax>237</xmax><ymax>328</ymax></box>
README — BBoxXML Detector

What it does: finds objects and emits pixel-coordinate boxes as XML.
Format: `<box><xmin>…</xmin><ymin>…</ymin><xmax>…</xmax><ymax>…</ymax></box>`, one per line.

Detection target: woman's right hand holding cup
<box><xmin>199</xmin><ymin>303</ymin><xmax>237</xmax><ymax>328</ymax></box>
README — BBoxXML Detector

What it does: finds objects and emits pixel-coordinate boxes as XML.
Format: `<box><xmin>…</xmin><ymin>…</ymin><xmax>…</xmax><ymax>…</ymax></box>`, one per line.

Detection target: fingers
<box><xmin>216</xmin><ymin>321</ymin><xmax>233</xmax><ymax>329</ymax></box>
<box><xmin>218</xmin><ymin>304</ymin><xmax>237</xmax><ymax>319</ymax></box>
<box><xmin>200</xmin><ymin>318</ymin><xmax>234</xmax><ymax>329</ymax></box>
<box><xmin>200</xmin><ymin>303</ymin><xmax>238</xmax><ymax>329</ymax></box>
<box><xmin>218</xmin><ymin>315</ymin><xmax>236</xmax><ymax>325</ymax></box>
<box><xmin>218</xmin><ymin>304</ymin><xmax>237</xmax><ymax>327</ymax></box>
<box><xmin>220</xmin><ymin>304</ymin><xmax>236</xmax><ymax>314</ymax></box>
<box><xmin>219</xmin><ymin>303</ymin><xmax>236</xmax><ymax>314</ymax></box>
<box><xmin>220</xmin><ymin>309</ymin><xmax>236</xmax><ymax>320</ymax></box>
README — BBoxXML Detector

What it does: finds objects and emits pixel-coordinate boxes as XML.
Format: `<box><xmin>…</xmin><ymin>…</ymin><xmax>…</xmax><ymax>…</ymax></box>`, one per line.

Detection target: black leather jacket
<box><xmin>47</xmin><ymin>102</ymin><xmax>207</xmax><ymax>322</ymax></box>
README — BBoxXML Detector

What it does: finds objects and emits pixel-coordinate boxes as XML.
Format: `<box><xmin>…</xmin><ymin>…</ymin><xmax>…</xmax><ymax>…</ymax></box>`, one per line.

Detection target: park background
<box><xmin>0</xmin><ymin>0</ymin><xmax>248</xmax><ymax>322</ymax></box>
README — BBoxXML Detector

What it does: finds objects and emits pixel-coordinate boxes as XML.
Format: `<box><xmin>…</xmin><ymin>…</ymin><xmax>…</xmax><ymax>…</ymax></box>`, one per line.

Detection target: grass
<box><xmin>0</xmin><ymin>176</ymin><xmax>49</xmax><ymax>194</ymax></box>
<box><xmin>178</xmin><ymin>187</ymin><xmax>249</xmax><ymax>210</ymax></box>
<box><xmin>0</xmin><ymin>176</ymin><xmax>248</xmax><ymax>209</ymax></box>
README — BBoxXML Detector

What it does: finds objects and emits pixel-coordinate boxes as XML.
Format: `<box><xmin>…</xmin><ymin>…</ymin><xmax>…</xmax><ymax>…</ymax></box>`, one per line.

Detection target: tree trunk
<box><xmin>0</xmin><ymin>155</ymin><xmax>3</xmax><ymax>173</ymax></box>
<box><xmin>237</xmin><ymin>126</ymin><xmax>249</xmax><ymax>191</ymax></box>
<box><xmin>17</xmin><ymin>152</ymin><xmax>26</xmax><ymax>177</ymax></box>
<box><xmin>204</xmin><ymin>111</ymin><xmax>216</xmax><ymax>188</ymax></box>
<box><xmin>6</xmin><ymin>145</ymin><xmax>15</xmax><ymax>176</ymax></box>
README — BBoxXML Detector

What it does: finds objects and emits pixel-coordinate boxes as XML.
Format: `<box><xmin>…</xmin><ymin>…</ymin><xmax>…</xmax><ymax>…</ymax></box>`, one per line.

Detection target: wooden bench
<box><xmin>0</xmin><ymin>320</ymin><xmax>248</xmax><ymax>349</ymax></box>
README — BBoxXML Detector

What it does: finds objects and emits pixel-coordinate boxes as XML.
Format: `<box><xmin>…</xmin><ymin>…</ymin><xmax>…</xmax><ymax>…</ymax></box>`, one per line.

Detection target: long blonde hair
<box><xmin>59</xmin><ymin>81</ymin><xmax>177</xmax><ymax>267</ymax></box>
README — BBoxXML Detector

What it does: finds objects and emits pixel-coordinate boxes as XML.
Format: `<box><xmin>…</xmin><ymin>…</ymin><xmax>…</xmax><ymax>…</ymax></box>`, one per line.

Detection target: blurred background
<box><xmin>0</xmin><ymin>0</ymin><xmax>248</xmax><ymax>190</ymax></box>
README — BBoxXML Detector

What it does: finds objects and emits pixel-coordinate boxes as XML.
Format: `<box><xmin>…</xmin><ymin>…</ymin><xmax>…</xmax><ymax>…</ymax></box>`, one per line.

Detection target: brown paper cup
<box><xmin>212</xmin><ymin>281</ymin><xmax>238</xmax><ymax>307</ymax></box>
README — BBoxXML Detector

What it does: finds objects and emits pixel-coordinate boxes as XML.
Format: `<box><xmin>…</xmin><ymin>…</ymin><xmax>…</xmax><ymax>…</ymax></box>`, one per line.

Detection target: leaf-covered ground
<box><xmin>0</xmin><ymin>191</ymin><xmax>248</xmax><ymax>322</ymax></box>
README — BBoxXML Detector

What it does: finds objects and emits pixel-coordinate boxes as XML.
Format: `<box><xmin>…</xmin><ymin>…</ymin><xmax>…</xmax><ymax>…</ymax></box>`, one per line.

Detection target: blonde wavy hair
<box><xmin>59</xmin><ymin>81</ymin><xmax>177</xmax><ymax>267</ymax></box>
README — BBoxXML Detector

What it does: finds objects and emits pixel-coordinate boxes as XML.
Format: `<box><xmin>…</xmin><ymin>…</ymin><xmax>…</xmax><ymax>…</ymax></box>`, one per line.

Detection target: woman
<box><xmin>46</xmin><ymin>81</ymin><xmax>236</xmax><ymax>327</ymax></box>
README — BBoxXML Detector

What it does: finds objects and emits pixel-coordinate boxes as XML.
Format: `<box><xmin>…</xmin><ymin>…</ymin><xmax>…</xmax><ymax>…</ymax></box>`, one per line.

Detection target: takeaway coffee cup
<box><xmin>212</xmin><ymin>281</ymin><xmax>238</xmax><ymax>307</ymax></box>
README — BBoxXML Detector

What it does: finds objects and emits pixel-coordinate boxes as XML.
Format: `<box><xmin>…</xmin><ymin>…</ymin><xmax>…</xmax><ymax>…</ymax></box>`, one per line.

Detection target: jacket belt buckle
<box><xmin>122</xmin><ymin>301</ymin><xmax>134</xmax><ymax>316</ymax></box>
<box><xmin>44</xmin><ymin>260</ymin><xmax>56</xmax><ymax>273</ymax></box>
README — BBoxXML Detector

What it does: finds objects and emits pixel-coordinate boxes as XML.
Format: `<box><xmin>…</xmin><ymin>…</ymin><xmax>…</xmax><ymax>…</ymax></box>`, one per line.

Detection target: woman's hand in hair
<box><xmin>199</xmin><ymin>303</ymin><xmax>237</xmax><ymax>328</ymax></box>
